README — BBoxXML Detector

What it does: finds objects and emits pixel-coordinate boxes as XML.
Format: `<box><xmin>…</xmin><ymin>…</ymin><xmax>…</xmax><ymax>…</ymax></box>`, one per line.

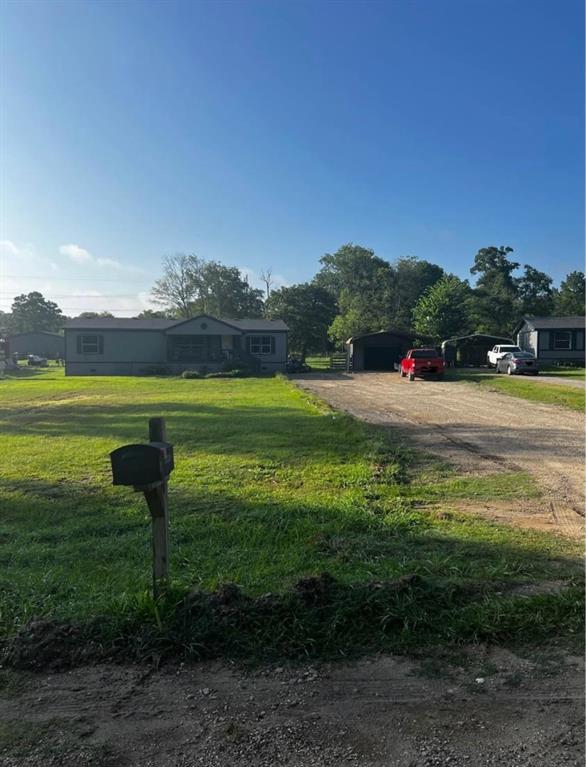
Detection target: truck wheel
<box><xmin>495</xmin><ymin>364</ymin><xmax>501</xmax><ymax>374</ymax></box>
<box><xmin>507</xmin><ymin>365</ymin><xmax>514</xmax><ymax>375</ymax></box>
<box><xmin>408</xmin><ymin>373</ymin><xmax>415</xmax><ymax>381</ymax></box>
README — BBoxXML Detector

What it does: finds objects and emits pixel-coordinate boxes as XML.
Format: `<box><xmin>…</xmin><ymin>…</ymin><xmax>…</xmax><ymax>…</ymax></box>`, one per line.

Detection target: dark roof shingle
<box><xmin>64</xmin><ymin>316</ymin><xmax>288</xmax><ymax>332</ymax></box>
<box><xmin>517</xmin><ymin>315</ymin><xmax>585</xmax><ymax>331</ymax></box>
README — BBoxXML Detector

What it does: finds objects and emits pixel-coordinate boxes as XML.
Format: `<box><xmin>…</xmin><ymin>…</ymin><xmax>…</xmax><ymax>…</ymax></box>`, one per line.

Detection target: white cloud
<box><xmin>95</xmin><ymin>256</ymin><xmax>144</xmax><ymax>274</ymax></box>
<box><xmin>59</xmin><ymin>243</ymin><xmax>93</xmax><ymax>263</ymax></box>
<box><xmin>0</xmin><ymin>240</ymin><xmax>20</xmax><ymax>255</ymax></box>
<box><xmin>58</xmin><ymin>243</ymin><xmax>146</xmax><ymax>274</ymax></box>
<box><xmin>0</xmin><ymin>240</ymin><xmax>153</xmax><ymax>316</ymax></box>
<box><xmin>96</xmin><ymin>256</ymin><xmax>122</xmax><ymax>269</ymax></box>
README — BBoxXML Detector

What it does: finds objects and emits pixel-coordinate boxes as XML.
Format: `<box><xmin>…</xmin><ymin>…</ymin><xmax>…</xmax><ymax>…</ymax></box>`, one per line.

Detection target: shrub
<box><xmin>205</xmin><ymin>369</ymin><xmax>250</xmax><ymax>379</ymax></box>
<box><xmin>182</xmin><ymin>370</ymin><xmax>202</xmax><ymax>379</ymax></box>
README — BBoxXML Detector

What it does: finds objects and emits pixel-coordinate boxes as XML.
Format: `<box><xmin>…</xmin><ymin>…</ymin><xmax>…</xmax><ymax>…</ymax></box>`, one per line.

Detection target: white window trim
<box><xmin>79</xmin><ymin>334</ymin><xmax>103</xmax><ymax>354</ymax></box>
<box><xmin>553</xmin><ymin>331</ymin><xmax>572</xmax><ymax>350</ymax></box>
<box><xmin>247</xmin><ymin>335</ymin><xmax>274</xmax><ymax>355</ymax></box>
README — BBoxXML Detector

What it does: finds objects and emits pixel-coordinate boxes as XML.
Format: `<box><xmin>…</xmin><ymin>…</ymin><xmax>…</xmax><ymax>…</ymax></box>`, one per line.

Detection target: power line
<box><xmin>0</xmin><ymin>293</ymin><xmax>149</xmax><ymax>298</ymax></box>
<box><xmin>1</xmin><ymin>275</ymin><xmax>151</xmax><ymax>283</ymax></box>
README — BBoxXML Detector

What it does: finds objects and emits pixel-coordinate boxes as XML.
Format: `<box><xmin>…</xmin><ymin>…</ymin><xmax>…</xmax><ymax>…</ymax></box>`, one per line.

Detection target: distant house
<box><xmin>513</xmin><ymin>316</ymin><xmax>585</xmax><ymax>364</ymax></box>
<box><xmin>346</xmin><ymin>329</ymin><xmax>433</xmax><ymax>371</ymax></box>
<box><xmin>8</xmin><ymin>331</ymin><xmax>65</xmax><ymax>359</ymax></box>
<box><xmin>64</xmin><ymin>314</ymin><xmax>288</xmax><ymax>376</ymax></box>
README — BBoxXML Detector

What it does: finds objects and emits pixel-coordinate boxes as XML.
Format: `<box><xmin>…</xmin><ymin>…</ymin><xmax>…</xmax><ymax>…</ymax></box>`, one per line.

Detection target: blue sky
<box><xmin>0</xmin><ymin>0</ymin><xmax>583</xmax><ymax>315</ymax></box>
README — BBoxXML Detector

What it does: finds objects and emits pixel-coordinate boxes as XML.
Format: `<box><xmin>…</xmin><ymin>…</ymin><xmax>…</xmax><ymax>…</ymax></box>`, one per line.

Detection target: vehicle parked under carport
<box><xmin>496</xmin><ymin>351</ymin><xmax>540</xmax><ymax>375</ymax></box>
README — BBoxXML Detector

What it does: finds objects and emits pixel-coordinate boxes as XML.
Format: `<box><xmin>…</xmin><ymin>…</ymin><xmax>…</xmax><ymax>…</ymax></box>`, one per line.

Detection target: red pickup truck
<box><xmin>400</xmin><ymin>348</ymin><xmax>444</xmax><ymax>381</ymax></box>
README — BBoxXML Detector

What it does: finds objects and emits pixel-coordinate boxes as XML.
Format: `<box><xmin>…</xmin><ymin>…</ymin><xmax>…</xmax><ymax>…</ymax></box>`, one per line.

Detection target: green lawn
<box><xmin>448</xmin><ymin>369</ymin><xmax>584</xmax><ymax>411</ymax></box>
<box><xmin>540</xmin><ymin>367</ymin><xmax>585</xmax><ymax>379</ymax></box>
<box><xmin>305</xmin><ymin>355</ymin><xmax>331</xmax><ymax>370</ymax></box>
<box><xmin>0</xmin><ymin>368</ymin><xmax>582</xmax><ymax>661</ymax></box>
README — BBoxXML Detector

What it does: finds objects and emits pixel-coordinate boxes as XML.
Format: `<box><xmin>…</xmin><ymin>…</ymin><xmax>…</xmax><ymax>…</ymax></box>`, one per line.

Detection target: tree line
<box><xmin>1</xmin><ymin>244</ymin><xmax>584</xmax><ymax>358</ymax></box>
<box><xmin>149</xmin><ymin>244</ymin><xmax>584</xmax><ymax>356</ymax></box>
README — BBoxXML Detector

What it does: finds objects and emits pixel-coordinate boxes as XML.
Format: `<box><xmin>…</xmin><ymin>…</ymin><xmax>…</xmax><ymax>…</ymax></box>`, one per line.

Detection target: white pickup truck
<box><xmin>487</xmin><ymin>344</ymin><xmax>522</xmax><ymax>367</ymax></box>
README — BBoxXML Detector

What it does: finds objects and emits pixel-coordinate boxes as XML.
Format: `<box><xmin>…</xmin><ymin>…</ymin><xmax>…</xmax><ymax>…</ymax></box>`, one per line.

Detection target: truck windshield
<box><xmin>411</xmin><ymin>350</ymin><xmax>438</xmax><ymax>359</ymax></box>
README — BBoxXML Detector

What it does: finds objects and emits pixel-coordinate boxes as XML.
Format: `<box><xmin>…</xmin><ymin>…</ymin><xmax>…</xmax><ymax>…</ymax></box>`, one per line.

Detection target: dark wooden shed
<box><xmin>346</xmin><ymin>330</ymin><xmax>432</xmax><ymax>371</ymax></box>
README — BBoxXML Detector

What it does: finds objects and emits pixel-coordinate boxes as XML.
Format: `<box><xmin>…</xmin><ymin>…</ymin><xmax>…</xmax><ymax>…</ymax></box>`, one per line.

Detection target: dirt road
<box><xmin>294</xmin><ymin>373</ymin><xmax>585</xmax><ymax>536</ymax></box>
<box><xmin>0</xmin><ymin>648</ymin><xmax>583</xmax><ymax>766</ymax></box>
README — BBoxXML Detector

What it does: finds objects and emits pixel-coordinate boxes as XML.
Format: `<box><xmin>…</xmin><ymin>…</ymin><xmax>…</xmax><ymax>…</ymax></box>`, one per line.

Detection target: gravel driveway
<box><xmin>294</xmin><ymin>372</ymin><xmax>585</xmax><ymax>536</ymax></box>
<box><xmin>0</xmin><ymin>648</ymin><xmax>582</xmax><ymax>766</ymax></box>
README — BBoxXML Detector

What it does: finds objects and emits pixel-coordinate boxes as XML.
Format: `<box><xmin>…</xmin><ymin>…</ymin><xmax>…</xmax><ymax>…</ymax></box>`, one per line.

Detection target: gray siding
<box><xmin>517</xmin><ymin>329</ymin><xmax>538</xmax><ymax>355</ymax></box>
<box><xmin>65</xmin><ymin>327</ymin><xmax>287</xmax><ymax>375</ymax></box>
<box><xmin>242</xmin><ymin>331</ymin><xmax>287</xmax><ymax>372</ymax></box>
<box><xmin>9</xmin><ymin>333</ymin><xmax>64</xmax><ymax>358</ymax></box>
<box><xmin>66</xmin><ymin>330</ymin><xmax>166</xmax><ymax>364</ymax></box>
<box><xmin>166</xmin><ymin>317</ymin><xmax>241</xmax><ymax>336</ymax></box>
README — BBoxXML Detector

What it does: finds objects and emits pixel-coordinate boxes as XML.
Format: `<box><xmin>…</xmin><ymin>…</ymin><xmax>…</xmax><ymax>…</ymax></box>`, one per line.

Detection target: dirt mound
<box><xmin>3</xmin><ymin>618</ymin><xmax>99</xmax><ymax>671</ymax></box>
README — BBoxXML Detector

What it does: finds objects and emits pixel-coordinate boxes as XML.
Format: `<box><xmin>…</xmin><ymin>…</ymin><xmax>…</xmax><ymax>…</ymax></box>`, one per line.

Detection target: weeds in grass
<box><xmin>449</xmin><ymin>370</ymin><xmax>584</xmax><ymax>411</ymax></box>
<box><xmin>0</xmin><ymin>370</ymin><xmax>582</xmax><ymax>664</ymax></box>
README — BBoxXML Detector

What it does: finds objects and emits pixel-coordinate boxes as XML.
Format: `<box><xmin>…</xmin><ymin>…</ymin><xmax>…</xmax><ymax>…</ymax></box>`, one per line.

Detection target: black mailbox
<box><xmin>110</xmin><ymin>442</ymin><xmax>174</xmax><ymax>487</ymax></box>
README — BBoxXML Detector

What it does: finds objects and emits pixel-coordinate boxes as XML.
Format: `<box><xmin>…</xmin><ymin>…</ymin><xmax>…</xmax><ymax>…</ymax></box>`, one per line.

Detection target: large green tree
<box><xmin>554</xmin><ymin>271</ymin><xmax>585</xmax><ymax>316</ymax></box>
<box><xmin>151</xmin><ymin>254</ymin><xmax>264</xmax><ymax>318</ymax></box>
<box><xmin>315</xmin><ymin>244</ymin><xmax>395</xmax><ymax>346</ymax></box>
<box><xmin>0</xmin><ymin>310</ymin><xmax>12</xmax><ymax>336</ymax></box>
<box><xmin>11</xmin><ymin>292</ymin><xmax>63</xmax><ymax>333</ymax></box>
<box><xmin>413</xmin><ymin>275</ymin><xmax>472</xmax><ymax>340</ymax></box>
<box><xmin>469</xmin><ymin>246</ymin><xmax>520</xmax><ymax>335</ymax></box>
<box><xmin>515</xmin><ymin>265</ymin><xmax>554</xmax><ymax>317</ymax></box>
<box><xmin>391</xmin><ymin>256</ymin><xmax>445</xmax><ymax>329</ymax></box>
<box><xmin>265</xmin><ymin>283</ymin><xmax>337</xmax><ymax>358</ymax></box>
<box><xmin>135</xmin><ymin>309</ymin><xmax>171</xmax><ymax>319</ymax></box>
<box><xmin>75</xmin><ymin>311</ymin><xmax>115</xmax><ymax>319</ymax></box>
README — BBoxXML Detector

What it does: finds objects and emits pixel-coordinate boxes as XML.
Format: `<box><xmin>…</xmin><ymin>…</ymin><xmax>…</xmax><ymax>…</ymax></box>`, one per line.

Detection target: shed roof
<box><xmin>8</xmin><ymin>330</ymin><xmax>64</xmax><ymax>339</ymax></box>
<box><xmin>513</xmin><ymin>315</ymin><xmax>586</xmax><ymax>334</ymax></box>
<box><xmin>346</xmin><ymin>329</ymin><xmax>432</xmax><ymax>344</ymax></box>
<box><xmin>441</xmin><ymin>333</ymin><xmax>512</xmax><ymax>347</ymax></box>
<box><xmin>64</xmin><ymin>315</ymin><xmax>288</xmax><ymax>332</ymax></box>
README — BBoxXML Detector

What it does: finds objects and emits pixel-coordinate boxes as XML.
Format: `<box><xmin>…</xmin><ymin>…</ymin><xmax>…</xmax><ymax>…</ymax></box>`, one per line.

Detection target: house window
<box><xmin>246</xmin><ymin>335</ymin><xmax>275</xmax><ymax>355</ymax></box>
<box><xmin>575</xmin><ymin>331</ymin><xmax>584</xmax><ymax>351</ymax></box>
<box><xmin>553</xmin><ymin>331</ymin><xmax>572</xmax><ymax>350</ymax></box>
<box><xmin>77</xmin><ymin>334</ymin><xmax>104</xmax><ymax>354</ymax></box>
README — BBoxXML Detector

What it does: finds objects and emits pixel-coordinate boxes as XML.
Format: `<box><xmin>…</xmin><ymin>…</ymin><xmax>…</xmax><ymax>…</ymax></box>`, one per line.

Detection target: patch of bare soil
<box><xmin>447</xmin><ymin>499</ymin><xmax>562</xmax><ymax>534</ymax></box>
<box><xmin>0</xmin><ymin>648</ymin><xmax>582</xmax><ymax>766</ymax></box>
<box><xmin>293</xmin><ymin>373</ymin><xmax>586</xmax><ymax>538</ymax></box>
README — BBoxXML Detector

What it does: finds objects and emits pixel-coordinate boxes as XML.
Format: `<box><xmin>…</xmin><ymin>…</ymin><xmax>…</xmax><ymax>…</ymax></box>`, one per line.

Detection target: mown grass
<box><xmin>0</xmin><ymin>367</ymin><xmax>582</xmax><ymax>661</ymax></box>
<box><xmin>448</xmin><ymin>369</ymin><xmax>584</xmax><ymax>411</ymax></box>
<box><xmin>541</xmin><ymin>367</ymin><xmax>585</xmax><ymax>379</ymax></box>
<box><xmin>305</xmin><ymin>355</ymin><xmax>332</xmax><ymax>371</ymax></box>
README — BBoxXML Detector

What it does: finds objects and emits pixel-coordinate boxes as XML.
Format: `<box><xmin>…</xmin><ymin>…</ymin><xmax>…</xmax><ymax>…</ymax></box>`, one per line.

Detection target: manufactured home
<box><xmin>64</xmin><ymin>315</ymin><xmax>288</xmax><ymax>375</ymax></box>
<box><xmin>513</xmin><ymin>316</ymin><xmax>585</xmax><ymax>365</ymax></box>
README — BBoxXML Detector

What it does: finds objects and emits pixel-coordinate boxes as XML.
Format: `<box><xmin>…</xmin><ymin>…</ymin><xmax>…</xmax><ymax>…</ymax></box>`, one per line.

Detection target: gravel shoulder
<box><xmin>0</xmin><ymin>648</ymin><xmax>583</xmax><ymax>766</ymax></box>
<box><xmin>293</xmin><ymin>372</ymin><xmax>585</xmax><ymax>537</ymax></box>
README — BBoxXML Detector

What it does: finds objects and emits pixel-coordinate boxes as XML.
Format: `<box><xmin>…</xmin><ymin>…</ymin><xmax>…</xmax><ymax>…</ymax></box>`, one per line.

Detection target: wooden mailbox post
<box><xmin>110</xmin><ymin>417</ymin><xmax>173</xmax><ymax>598</ymax></box>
